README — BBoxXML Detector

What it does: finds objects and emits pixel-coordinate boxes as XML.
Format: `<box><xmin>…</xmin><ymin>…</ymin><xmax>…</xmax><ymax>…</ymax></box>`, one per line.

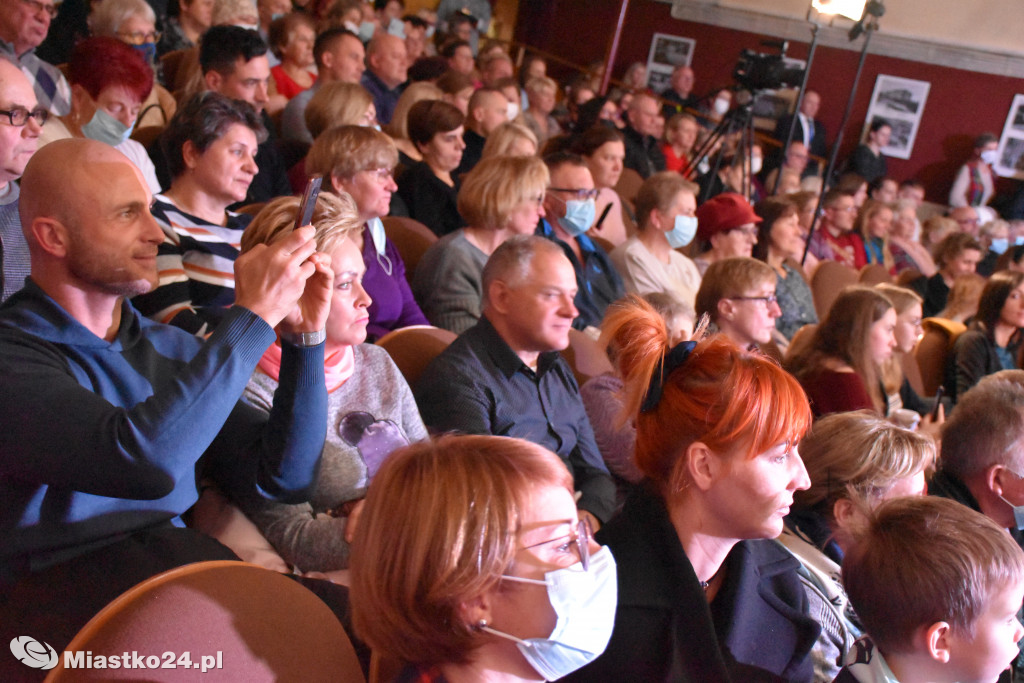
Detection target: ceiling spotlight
<box><xmin>811</xmin><ymin>0</ymin><xmax>867</xmax><ymax>21</ymax></box>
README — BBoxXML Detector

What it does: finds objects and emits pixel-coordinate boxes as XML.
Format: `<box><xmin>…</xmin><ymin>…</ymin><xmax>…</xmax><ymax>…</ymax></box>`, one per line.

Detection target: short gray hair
<box><xmin>941</xmin><ymin>377</ymin><xmax>1024</xmax><ymax>478</ymax></box>
<box><xmin>481</xmin><ymin>235</ymin><xmax>564</xmax><ymax>309</ymax></box>
<box><xmin>88</xmin><ymin>0</ymin><xmax>156</xmax><ymax>36</ymax></box>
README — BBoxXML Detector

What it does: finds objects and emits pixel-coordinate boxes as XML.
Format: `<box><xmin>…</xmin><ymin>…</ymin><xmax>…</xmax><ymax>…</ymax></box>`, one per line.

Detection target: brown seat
<box><xmin>899</xmin><ymin>349</ymin><xmax>926</xmax><ymax>397</ymax></box>
<box><xmin>589</xmin><ymin>233</ymin><xmax>615</xmax><ymax>254</ymax></box>
<box><xmin>160</xmin><ymin>49</ymin><xmax>190</xmax><ymax>94</ymax></box>
<box><xmin>375</xmin><ymin>325</ymin><xmax>457</xmax><ymax>387</ymax></box>
<box><xmin>45</xmin><ymin>561</ymin><xmax>364</xmax><ymax>682</ymax></box>
<box><xmin>613</xmin><ymin>167</ymin><xmax>645</xmax><ymax>205</ymax></box>
<box><xmin>130</xmin><ymin>125</ymin><xmax>165</xmax><ymax>148</ymax></box>
<box><xmin>913</xmin><ymin>317</ymin><xmax>966</xmax><ymax>396</ymax></box>
<box><xmin>784</xmin><ymin>323</ymin><xmax>818</xmax><ymax>365</ymax></box>
<box><xmin>859</xmin><ymin>263</ymin><xmax>892</xmax><ymax>285</ymax></box>
<box><xmin>895</xmin><ymin>268</ymin><xmax>923</xmax><ymax>288</ymax></box>
<box><xmin>810</xmin><ymin>261</ymin><xmax>858</xmax><ymax>318</ymax></box>
<box><xmin>559</xmin><ymin>328</ymin><xmax>613</xmax><ymax>386</ymax></box>
<box><xmin>382</xmin><ymin>216</ymin><xmax>438</xmax><ymax>285</ymax></box>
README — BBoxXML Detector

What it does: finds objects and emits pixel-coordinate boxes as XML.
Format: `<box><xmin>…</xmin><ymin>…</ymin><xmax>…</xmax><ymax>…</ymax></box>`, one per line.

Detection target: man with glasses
<box><xmin>695</xmin><ymin>257</ymin><xmax>782</xmax><ymax>352</ymax></box>
<box><xmin>415</xmin><ymin>235</ymin><xmax>617</xmax><ymax>531</ymax></box>
<box><xmin>538</xmin><ymin>153</ymin><xmax>624</xmax><ymax>333</ymax></box>
<box><xmin>0</xmin><ymin>0</ymin><xmax>71</xmax><ymax>115</ymax></box>
<box><xmin>0</xmin><ymin>58</ymin><xmax>43</xmax><ymax>302</ymax></box>
<box><xmin>807</xmin><ymin>188</ymin><xmax>865</xmax><ymax>269</ymax></box>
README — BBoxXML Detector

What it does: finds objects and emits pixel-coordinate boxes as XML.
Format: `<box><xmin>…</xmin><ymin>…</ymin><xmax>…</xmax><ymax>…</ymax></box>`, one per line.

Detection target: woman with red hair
<box><xmin>37</xmin><ymin>37</ymin><xmax>160</xmax><ymax>193</ymax></box>
<box><xmin>565</xmin><ymin>295</ymin><xmax>829</xmax><ymax>682</ymax></box>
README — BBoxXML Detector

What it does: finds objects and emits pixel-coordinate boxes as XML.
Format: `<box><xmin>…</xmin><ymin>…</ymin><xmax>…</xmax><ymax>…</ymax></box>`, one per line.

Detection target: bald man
<box><xmin>0</xmin><ymin>138</ymin><xmax>334</xmax><ymax>658</ymax></box>
<box><xmin>0</xmin><ymin>58</ymin><xmax>42</xmax><ymax>302</ymax></box>
<box><xmin>360</xmin><ymin>33</ymin><xmax>408</xmax><ymax>125</ymax></box>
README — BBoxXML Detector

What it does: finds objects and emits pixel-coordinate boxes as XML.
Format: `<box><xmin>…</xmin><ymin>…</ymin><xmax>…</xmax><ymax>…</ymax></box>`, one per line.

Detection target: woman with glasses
<box><xmin>695</xmin><ymin>257</ymin><xmax>783</xmax><ymax>351</ymax></box>
<box><xmin>351</xmin><ymin>434</ymin><xmax>617</xmax><ymax>683</ymax></box>
<box><xmin>87</xmin><ymin>0</ymin><xmax>176</xmax><ymax>128</ymax></box>
<box><xmin>37</xmin><ymin>37</ymin><xmax>160</xmax><ymax>194</ymax></box>
<box><xmin>754</xmin><ymin>196</ymin><xmax>818</xmax><ymax>342</ymax></box>
<box><xmin>306</xmin><ymin>125</ymin><xmax>428</xmax><ymax>341</ymax></box>
<box><xmin>396</xmin><ymin>100</ymin><xmax>467</xmax><ymax>237</ymax></box>
<box><xmin>785</xmin><ymin>286</ymin><xmax>898</xmax><ymax>418</ymax></box>
<box><xmin>610</xmin><ymin>172</ymin><xmax>703</xmax><ymax>307</ymax></box>
<box><xmin>412</xmin><ymin>155</ymin><xmax>549</xmax><ymax>334</ymax></box>
<box><xmin>564</xmin><ymin>296</ymin><xmax>825</xmax><ymax>682</ymax></box>
<box><xmin>692</xmin><ymin>191</ymin><xmax>762</xmax><ymax>276</ymax></box>
<box><xmin>130</xmin><ymin>92</ymin><xmax>264</xmax><ymax>335</ymax></box>
<box><xmin>193</xmin><ymin>192</ymin><xmax>427</xmax><ymax>575</ymax></box>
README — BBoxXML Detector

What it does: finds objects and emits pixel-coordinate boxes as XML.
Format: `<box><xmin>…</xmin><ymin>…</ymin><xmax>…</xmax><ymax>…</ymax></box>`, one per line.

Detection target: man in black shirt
<box><xmin>414</xmin><ymin>235</ymin><xmax>616</xmax><ymax>527</ymax></box>
<box><xmin>622</xmin><ymin>91</ymin><xmax>666</xmax><ymax>179</ymax></box>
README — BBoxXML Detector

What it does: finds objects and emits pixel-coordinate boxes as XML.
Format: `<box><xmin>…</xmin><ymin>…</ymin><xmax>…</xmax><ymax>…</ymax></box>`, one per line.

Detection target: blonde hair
<box><xmin>695</xmin><ymin>257</ymin><xmax>776</xmax><ymax>322</ymax></box>
<box><xmin>456</xmin><ymin>155</ymin><xmax>549</xmax><ymax>230</ymax></box>
<box><xmin>525</xmin><ymin>75</ymin><xmax>557</xmax><ymax>96</ymax></box>
<box><xmin>875</xmin><ymin>283</ymin><xmax>923</xmax><ymax>393</ymax></box>
<box><xmin>240</xmin><ymin>191</ymin><xmax>362</xmax><ymax>254</ymax></box>
<box><xmin>304</xmin><ymin>82</ymin><xmax>373</xmax><ymax>139</ymax></box>
<box><xmin>350</xmin><ymin>435</ymin><xmax>573</xmax><ymax>666</ymax></box>
<box><xmin>481</xmin><ymin>122</ymin><xmax>538</xmax><ymax>159</ymax></box>
<box><xmin>385</xmin><ymin>82</ymin><xmax>443</xmax><ymax>141</ymax></box>
<box><xmin>211</xmin><ymin>0</ymin><xmax>257</xmax><ymax>26</ymax></box>
<box><xmin>939</xmin><ymin>273</ymin><xmax>986</xmax><ymax>323</ymax></box>
<box><xmin>306</xmin><ymin>125</ymin><xmax>399</xmax><ymax>184</ymax></box>
<box><xmin>794</xmin><ymin>410</ymin><xmax>934</xmax><ymax>525</ymax></box>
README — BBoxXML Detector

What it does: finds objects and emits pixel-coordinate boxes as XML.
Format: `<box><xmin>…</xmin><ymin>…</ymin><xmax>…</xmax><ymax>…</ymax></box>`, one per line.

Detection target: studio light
<box><xmin>810</xmin><ymin>0</ymin><xmax>867</xmax><ymax>21</ymax></box>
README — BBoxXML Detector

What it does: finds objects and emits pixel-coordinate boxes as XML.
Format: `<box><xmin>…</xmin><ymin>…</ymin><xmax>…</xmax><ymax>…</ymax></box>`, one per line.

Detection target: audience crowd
<box><xmin>4</xmin><ymin>1</ymin><xmax>1024</xmax><ymax>681</ymax></box>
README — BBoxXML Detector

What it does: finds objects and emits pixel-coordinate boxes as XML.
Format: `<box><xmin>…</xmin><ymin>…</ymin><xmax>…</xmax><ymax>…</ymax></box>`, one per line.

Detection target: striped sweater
<box><xmin>132</xmin><ymin>195</ymin><xmax>253</xmax><ymax>335</ymax></box>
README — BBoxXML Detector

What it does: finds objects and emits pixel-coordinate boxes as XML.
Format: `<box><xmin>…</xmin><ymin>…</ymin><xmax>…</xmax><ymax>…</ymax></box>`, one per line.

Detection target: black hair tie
<box><xmin>641</xmin><ymin>340</ymin><xmax>697</xmax><ymax>413</ymax></box>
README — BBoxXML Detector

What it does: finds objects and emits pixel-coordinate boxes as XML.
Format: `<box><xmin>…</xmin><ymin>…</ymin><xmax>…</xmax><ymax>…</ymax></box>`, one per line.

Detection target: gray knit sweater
<box><xmin>238</xmin><ymin>343</ymin><xmax>427</xmax><ymax>571</ymax></box>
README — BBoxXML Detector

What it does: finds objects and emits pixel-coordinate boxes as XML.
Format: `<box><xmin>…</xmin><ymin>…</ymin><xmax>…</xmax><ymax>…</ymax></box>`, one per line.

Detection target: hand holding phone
<box><xmin>295</xmin><ymin>176</ymin><xmax>323</xmax><ymax>231</ymax></box>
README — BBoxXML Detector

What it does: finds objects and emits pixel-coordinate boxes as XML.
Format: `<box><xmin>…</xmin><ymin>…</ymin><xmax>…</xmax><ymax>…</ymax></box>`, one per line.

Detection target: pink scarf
<box><xmin>257</xmin><ymin>340</ymin><xmax>355</xmax><ymax>393</ymax></box>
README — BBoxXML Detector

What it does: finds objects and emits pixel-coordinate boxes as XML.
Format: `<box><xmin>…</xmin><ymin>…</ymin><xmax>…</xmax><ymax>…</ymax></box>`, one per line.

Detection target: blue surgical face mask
<box><xmin>991</xmin><ymin>237</ymin><xmax>1010</xmax><ymax>255</ymax></box>
<box><xmin>132</xmin><ymin>42</ymin><xmax>157</xmax><ymax>64</ymax></box>
<box><xmin>481</xmin><ymin>546</ymin><xmax>617</xmax><ymax>681</ymax></box>
<box><xmin>358</xmin><ymin>21</ymin><xmax>376</xmax><ymax>43</ymax></box>
<box><xmin>557</xmin><ymin>198</ymin><xmax>596</xmax><ymax>238</ymax></box>
<box><xmin>366</xmin><ymin>216</ymin><xmax>392</xmax><ymax>276</ymax></box>
<box><xmin>81</xmin><ymin>108</ymin><xmax>134</xmax><ymax>147</ymax></box>
<box><xmin>665</xmin><ymin>214</ymin><xmax>698</xmax><ymax>249</ymax></box>
<box><xmin>1016</xmin><ymin>235</ymin><xmax>1024</xmax><ymax>246</ymax></box>
<box><xmin>999</xmin><ymin>492</ymin><xmax>1024</xmax><ymax>530</ymax></box>
<box><xmin>386</xmin><ymin>17</ymin><xmax>405</xmax><ymax>38</ymax></box>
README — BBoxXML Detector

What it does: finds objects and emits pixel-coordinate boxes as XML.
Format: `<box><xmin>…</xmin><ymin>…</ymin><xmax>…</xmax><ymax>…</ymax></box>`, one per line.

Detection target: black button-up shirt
<box><xmin>414</xmin><ymin>315</ymin><xmax>616</xmax><ymax>522</ymax></box>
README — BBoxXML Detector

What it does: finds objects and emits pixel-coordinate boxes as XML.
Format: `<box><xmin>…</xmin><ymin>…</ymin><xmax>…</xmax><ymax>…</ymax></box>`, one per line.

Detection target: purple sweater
<box><xmin>361</xmin><ymin>225</ymin><xmax>428</xmax><ymax>341</ymax></box>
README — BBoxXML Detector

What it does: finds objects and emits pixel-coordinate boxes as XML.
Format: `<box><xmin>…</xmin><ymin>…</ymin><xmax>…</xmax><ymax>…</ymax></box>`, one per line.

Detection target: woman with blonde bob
<box><xmin>785</xmin><ymin>286</ymin><xmax>897</xmax><ymax>417</ymax></box>
<box><xmin>304</xmin><ymin>82</ymin><xmax>375</xmax><ymax>140</ymax></box>
<box><xmin>565</xmin><ymin>296</ymin><xmax>825</xmax><ymax>682</ymax></box>
<box><xmin>412</xmin><ymin>155</ymin><xmax>549</xmax><ymax>333</ymax></box>
<box><xmin>194</xmin><ymin>192</ymin><xmax>427</xmax><ymax>574</ymax></box>
<box><xmin>780</xmin><ymin>411</ymin><xmax>933</xmax><ymax>677</ymax></box>
<box><xmin>350</xmin><ymin>435</ymin><xmax>617</xmax><ymax>682</ymax></box>
<box><xmin>306</xmin><ymin>125</ymin><xmax>428</xmax><ymax>340</ymax></box>
<box><xmin>481</xmin><ymin>121</ymin><xmax>539</xmax><ymax>159</ymax></box>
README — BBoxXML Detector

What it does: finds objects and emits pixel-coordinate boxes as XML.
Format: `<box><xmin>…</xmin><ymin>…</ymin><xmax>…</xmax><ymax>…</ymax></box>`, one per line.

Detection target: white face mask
<box><xmin>481</xmin><ymin>546</ymin><xmax>617</xmax><ymax>681</ymax></box>
<box><xmin>981</xmin><ymin>149</ymin><xmax>1000</xmax><ymax>166</ymax></box>
<box><xmin>507</xmin><ymin>101</ymin><xmax>520</xmax><ymax>120</ymax></box>
<box><xmin>713</xmin><ymin>98</ymin><xmax>730</xmax><ymax>116</ymax></box>
<box><xmin>750</xmin><ymin>156</ymin><xmax>763</xmax><ymax>175</ymax></box>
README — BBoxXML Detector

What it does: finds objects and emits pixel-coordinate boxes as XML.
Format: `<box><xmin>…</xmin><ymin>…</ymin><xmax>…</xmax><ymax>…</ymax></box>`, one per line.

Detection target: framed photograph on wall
<box><xmin>861</xmin><ymin>75</ymin><xmax>931</xmax><ymax>160</ymax></box>
<box><xmin>645</xmin><ymin>33</ymin><xmax>695</xmax><ymax>93</ymax></box>
<box><xmin>995</xmin><ymin>94</ymin><xmax>1024</xmax><ymax>180</ymax></box>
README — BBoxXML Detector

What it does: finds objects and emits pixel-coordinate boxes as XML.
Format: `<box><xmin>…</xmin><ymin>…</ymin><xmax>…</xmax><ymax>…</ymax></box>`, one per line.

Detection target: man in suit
<box><xmin>774</xmin><ymin>90</ymin><xmax>827</xmax><ymax>175</ymax></box>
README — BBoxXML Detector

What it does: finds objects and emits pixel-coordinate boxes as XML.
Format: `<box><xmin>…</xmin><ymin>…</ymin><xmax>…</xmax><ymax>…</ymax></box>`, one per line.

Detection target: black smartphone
<box><xmin>931</xmin><ymin>386</ymin><xmax>945</xmax><ymax>420</ymax></box>
<box><xmin>295</xmin><ymin>176</ymin><xmax>323</xmax><ymax>231</ymax></box>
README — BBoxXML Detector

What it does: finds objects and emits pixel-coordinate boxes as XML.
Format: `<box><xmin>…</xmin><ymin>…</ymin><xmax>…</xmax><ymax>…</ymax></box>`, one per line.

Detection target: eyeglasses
<box><xmin>20</xmin><ymin>0</ymin><xmax>57</xmax><ymax>18</ymax></box>
<box><xmin>519</xmin><ymin>518</ymin><xmax>593</xmax><ymax>571</ymax></box>
<box><xmin>728</xmin><ymin>294</ymin><xmax>779</xmax><ymax>306</ymax></box>
<box><xmin>363</xmin><ymin>167</ymin><xmax>394</xmax><ymax>183</ymax></box>
<box><xmin>729</xmin><ymin>226</ymin><xmax>759</xmax><ymax>238</ymax></box>
<box><xmin>0</xmin><ymin>107</ymin><xmax>49</xmax><ymax>127</ymax></box>
<box><xmin>117</xmin><ymin>30</ymin><xmax>161</xmax><ymax>45</ymax></box>
<box><xmin>548</xmin><ymin>187</ymin><xmax>599</xmax><ymax>201</ymax></box>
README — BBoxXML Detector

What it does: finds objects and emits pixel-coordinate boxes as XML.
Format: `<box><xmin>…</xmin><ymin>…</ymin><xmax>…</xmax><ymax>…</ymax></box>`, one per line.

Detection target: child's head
<box><xmin>843</xmin><ymin>496</ymin><xmax>1024</xmax><ymax>682</ymax></box>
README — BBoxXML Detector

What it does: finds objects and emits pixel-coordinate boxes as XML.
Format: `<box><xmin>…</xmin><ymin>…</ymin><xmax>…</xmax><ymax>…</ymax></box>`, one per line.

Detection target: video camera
<box><xmin>733</xmin><ymin>40</ymin><xmax>805</xmax><ymax>91</ymax></box>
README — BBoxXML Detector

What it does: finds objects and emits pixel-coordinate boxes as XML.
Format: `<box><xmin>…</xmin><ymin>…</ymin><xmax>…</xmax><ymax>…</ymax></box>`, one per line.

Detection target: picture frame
<box><xmin>861</xmin><ymin>74</ymin><xmax>931</xmax><ymax>160</ymax></box>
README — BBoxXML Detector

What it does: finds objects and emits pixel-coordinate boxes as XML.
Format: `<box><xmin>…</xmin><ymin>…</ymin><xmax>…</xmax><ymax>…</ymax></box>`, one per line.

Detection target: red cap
<box><xmin>695</xmin><ymin>192</ymin><xmax>762</xmax><ymax>242</ymax></box>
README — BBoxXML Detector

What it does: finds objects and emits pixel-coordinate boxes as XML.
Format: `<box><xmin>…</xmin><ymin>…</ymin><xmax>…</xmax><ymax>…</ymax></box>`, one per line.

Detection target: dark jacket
<box><xmin>564</xmin><ymin>486</ymin><xmax>820</xmax><ymax>682</ymax></box>
<box><xmin>622</xmin><ymin>124</ymin><xmax>666</xmax><ymax>179</ymax></box>
<box><xmin>947</xmin><ymin>326</ymin><xmax>1021</xmax><ymax>402</ymax></box>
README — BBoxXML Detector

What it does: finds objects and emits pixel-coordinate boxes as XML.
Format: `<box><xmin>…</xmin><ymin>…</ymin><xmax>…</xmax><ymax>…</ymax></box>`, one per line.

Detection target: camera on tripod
<box><xmin>733</xmin><ymin>40</ymin><xmax>805</xmax><ymax>91</ymax></box>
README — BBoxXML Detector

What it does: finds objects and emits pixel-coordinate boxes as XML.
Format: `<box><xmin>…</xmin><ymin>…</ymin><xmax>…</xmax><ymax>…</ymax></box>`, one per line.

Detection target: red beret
<box><xmin>695</xmin><ymin>192</ymin><xmax>762</xmax><ymax>242</ymax></box>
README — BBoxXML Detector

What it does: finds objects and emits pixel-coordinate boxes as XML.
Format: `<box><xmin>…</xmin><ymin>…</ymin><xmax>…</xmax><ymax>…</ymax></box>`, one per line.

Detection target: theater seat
<box><xmin>45</xmin><ymin>561</ymin><xmax>364</xmax><ymax>682</ymax></box>
<box><xmin>375</xmin><ymin>325</ymin><xmax>457</xmax><ymax>387</ymax></box>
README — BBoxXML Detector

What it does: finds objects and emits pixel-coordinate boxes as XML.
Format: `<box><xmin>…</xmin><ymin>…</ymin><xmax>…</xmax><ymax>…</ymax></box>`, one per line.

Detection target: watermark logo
<box><xmin>10</xmin><ymin>636</ymin><xmax>58</xmax><ymax>670</ymax></box>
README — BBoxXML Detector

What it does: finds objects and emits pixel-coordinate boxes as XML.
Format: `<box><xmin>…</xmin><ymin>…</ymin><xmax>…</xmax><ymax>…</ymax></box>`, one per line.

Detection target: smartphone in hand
<box><xmin>295</xmin><ymin>176</ymin><xmax>323</xmax><ymax>231</ymax></box>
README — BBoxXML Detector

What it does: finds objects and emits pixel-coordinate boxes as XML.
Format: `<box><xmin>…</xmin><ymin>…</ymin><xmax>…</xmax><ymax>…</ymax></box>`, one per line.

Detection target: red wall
<box><xmin>516</xmin><ymin>0</ymin><xmax>1023</xmax><ymax>204</ymax></box>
